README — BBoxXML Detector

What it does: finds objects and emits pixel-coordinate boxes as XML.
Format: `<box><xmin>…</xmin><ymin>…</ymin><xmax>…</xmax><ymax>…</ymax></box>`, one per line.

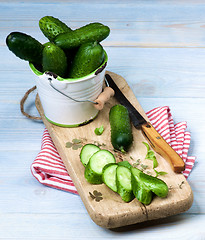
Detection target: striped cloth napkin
<box><xmin>31</xmin><ymin>106</ymin><xmax>196</xmax><ymax>194</ymax></box>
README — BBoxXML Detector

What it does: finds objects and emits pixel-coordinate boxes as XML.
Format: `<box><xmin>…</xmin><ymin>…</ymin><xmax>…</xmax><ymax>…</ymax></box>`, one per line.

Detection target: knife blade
<box><xmin>105</xmin><ymin>73</ymin><xmax>185</xmax><ymax>173</ymax></box>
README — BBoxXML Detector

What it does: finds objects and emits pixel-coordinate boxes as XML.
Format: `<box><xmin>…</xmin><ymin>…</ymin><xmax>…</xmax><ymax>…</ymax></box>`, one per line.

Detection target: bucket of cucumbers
<box><xmin>6</xmin><ymin>16</ymin><xmax>110</xmax><ymax>127</ymax></box>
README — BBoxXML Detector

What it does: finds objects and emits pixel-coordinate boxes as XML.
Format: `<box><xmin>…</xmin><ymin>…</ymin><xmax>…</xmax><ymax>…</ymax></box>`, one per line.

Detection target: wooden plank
<box><xmin>35</xmin><ymin>71</ymin><xmax>193</xmax><ymax>228</ymax></box>
<box><xmin>2</xmin><ymin>46</ymin><xmax>205</xmax><ymax>99</ymax></box>
<box><xmin>0</xmin><ymin>212</ymin><xmax>205</xmax><ymax>240</ymax></box>
<box><xmin>2</xmin><ymin>2</ymin><xmax>205</xmax><ymax>47</ymax></box>
<box><xmin>0</xmin><ymin>212</ymin><xmax>204</xmax><ymax>239</ymax></box>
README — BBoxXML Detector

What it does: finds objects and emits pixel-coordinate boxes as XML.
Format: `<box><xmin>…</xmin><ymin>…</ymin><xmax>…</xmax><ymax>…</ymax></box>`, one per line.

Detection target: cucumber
<box><xmin>131</xmin><ymin>167</ymin><xmax>153</xmax><ymax>205</ymax></box>
<box><xmin>102</xmin><ymin>163</ymin><xmax>118</xmax><ymax>192</ymax></box>
<box><xmin>109</xmin><ymin>104</ymin><xmax>133</xmax><ymax>152</ymax></box>
<box><xmin>138</xmin><ymin>170</ymin><xmax>169</xmax><ymax>198</ymax></box>
<box><xmin>39</xmin><ymin>16</ymin><xmax>72</xmax><ymax>41</ymax></box>
<box><xmin>117</xmin><ymin>161</ymin><xmax>132</xmax><ymax>169</ymax></box>
<box><xmin>116</xmin><ymin>166</ymin><xmax>134</xmax><ymax>202</ymax></box>
<box><xmin>84</xmin><ymin>149</ymin><xmax>116</xmax><ymax>184</ymax></box>
<box><xmin>80</xmin><ymin>144</ymin><xmax>100</xmax><ymax>167</ymax></box>
<box><xmin>131</xmin><ymin>167</ymin><xmax>168</xmax><ymax>205</ymax></box>
<box><xmin>69</xmin><ymin>41</ymin><xmax>105</xmax><ymax>78</ymax></box>
<box><xmin>42</xmin><ymin>42</ymin><xmax>68</xmax><ymax>77</ymax></box>
<box><xmin>6</xmin><ymin>32</ymin><xmax>43</xmax><ymax>64</ymax></box>
<box><xmin>54</xmin><ymin>22</ymin><xmax>110</xmax><ymax>50</ymax></box>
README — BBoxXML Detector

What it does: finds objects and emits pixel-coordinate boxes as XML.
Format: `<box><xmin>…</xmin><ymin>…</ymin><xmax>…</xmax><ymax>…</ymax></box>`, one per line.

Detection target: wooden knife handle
<box><xmin>94</xmin><ymin>87</ymin><xmax>115</xmax><ymax>110</ymax></box>
<box><xmin>141</xmin><ymin>122</ymin><xmax>185</xmax><ymax>173</ymax></box>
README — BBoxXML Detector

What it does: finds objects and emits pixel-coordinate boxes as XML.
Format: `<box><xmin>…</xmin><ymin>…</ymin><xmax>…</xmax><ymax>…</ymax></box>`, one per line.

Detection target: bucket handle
<box><xmin>45</xmin><ymin>71</ymin><xmax>97</xmax><ymax>104</ymax></box>
<box><xmin>45</xmin><ymin>72</ymin><xmax>115</xmax><ymax>110</ymax></box>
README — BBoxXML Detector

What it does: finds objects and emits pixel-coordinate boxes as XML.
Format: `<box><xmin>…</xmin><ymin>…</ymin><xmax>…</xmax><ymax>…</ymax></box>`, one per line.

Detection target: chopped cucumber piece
<box><xmin>102</xmin><ymin>163</ymin><xmax>118</xmax><ymax>192</ymax></box>
<box><xmin>116</xmin><ymin>166</ymin><xmax>134</xmax><ymax>202</ymax></box>
<box><xmin>118</xmin><ymin>161</ymin><xmax>132</xmax><ymax>169</ymax></box>
<box><xmin>131</xmin><ymin>167</ymin><xmax>168</xmax><ymax>205</ymax></box>
<box><xmin>80</xmin><ymin>144</ymin><xmax>100</xmax><ymax>167</ymax></box>
<box><xmin>138</xmin><ymin>170</ymin><xmax>169</xmax><ymax>198</ymax></box>
<box><xmin>131</xmin><ymin>167</ymin><xmax>153</xmax><ymax>205</ymax></box>
<box><xmin>84</xmin><ymin>150</ymin><xmax>116</xmax><ymax>184</ymax></box>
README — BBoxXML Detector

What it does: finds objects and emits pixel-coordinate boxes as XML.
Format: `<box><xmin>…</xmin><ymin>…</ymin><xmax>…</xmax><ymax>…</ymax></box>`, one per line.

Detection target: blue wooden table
<box><xmin>1</xmin><ymin>1</ymin><xmax>204</xmax><ymax>239</ymax></box>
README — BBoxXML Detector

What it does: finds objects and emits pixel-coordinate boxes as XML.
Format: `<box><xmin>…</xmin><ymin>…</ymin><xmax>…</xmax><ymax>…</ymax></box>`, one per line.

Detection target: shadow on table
<box><xmin>109</xmin><ymin>213</ymin><xmax>192</xmax><ymax>233</ymax></box>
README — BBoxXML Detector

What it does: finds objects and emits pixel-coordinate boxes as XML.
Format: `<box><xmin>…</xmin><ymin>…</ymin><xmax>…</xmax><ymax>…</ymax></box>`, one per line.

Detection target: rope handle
<box><xmin>20</xmin><ymin>85</ymin><xmax>42</xmax><ymax>120</ymax></box>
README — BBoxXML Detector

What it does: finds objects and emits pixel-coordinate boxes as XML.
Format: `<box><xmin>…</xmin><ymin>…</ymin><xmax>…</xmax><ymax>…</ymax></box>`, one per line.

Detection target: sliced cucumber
<box><xmin>84</xmin><ymin>150</ymin><xmax>116</xmax><ymax>184</ymax></box>
<box><xmin>102</xmin><ymin>163</ymin><xmax>118</xmax><ymax>192</ymax></box>
<box><xmin>116</xmin><ymin>166</ymin><xmax>134</xmax><ymax>202</ymax></box>
<box><xmin>117</xmin><ymin>161</ymin><xmax>132</xmax><ymax>169</ymax></box>
<box><xmin>138</xmin><ymin>170</ymin><xmax>169</xmax><ymax>198</ymax></box>
<box><xmin>131</xmin><ymin>167</ymin><xmax>153</xmax><ymax>205</ymax></box>
<box><xmin>80</xmin><ymin>144</ymin><xmax>100</xmax><ymax>167</ymax></box>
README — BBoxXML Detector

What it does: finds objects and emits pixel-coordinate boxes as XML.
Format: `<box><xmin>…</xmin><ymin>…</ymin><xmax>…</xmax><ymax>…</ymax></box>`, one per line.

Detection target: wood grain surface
<box><xmin>35</xmin><ymin>71</ymin><xmax>193</xmax><ymax>228</ymax></box>
<box><xmin>1</xmin><ymin>0</ymin><xmax>205</xmax><ymax>238</ymax></box>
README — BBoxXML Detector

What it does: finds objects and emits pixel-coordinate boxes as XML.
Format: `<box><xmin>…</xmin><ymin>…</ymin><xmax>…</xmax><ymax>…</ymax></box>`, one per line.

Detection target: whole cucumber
<box><xmin>42</xmin><ymin>42</ymin><xmax>68</xmax><ymax>78</ymax></box>
<box><xmin>69</xmin><ymin>41</ymin><xmax>105</xmax><ymax>78</ymax></box>
<box><xmin>6</xmin><ymin>32</ymin><xmax>43</xmax><ymax>64</ymax></box>
<box><xmin>109</xmin><ymin>104</ymin><xmax>133</xmax><ymax>152</ymax></box>
<box><xmin>54</xmin><ymin>22</ymin><xmax>110</xmax><ymax>50</ymax></box>
<box><xmin>39</xmin><ymin>16</ymin><xmax>72</xmax><ymax>41</ymax></box>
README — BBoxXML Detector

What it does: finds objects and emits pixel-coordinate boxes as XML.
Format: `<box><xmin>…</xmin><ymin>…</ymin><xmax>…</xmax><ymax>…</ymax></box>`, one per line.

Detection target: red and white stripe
<box><xmin>31</xmin><ymin>106</ymin><xmax>196</xmax><ymax>193</ymax></box>
<box><xmin>31</xmin><ymin>128</ymin><xmax>78</xmax><ymax>194</ymax></box>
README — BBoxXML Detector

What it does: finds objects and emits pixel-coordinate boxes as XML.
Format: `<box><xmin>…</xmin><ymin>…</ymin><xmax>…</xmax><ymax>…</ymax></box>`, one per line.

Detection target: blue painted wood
<box><xmin>0</xmin><ymin>1</ymin><xmax>205</xmax><ymax>239</ymax></box>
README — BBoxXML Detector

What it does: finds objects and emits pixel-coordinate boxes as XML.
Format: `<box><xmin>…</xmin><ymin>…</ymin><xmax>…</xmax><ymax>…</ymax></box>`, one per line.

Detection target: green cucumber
<box><xmin>84</xmin><ymin>149</ymin><xmax>116</xmax><ymax>184</ymax></box>
<box><xmin>42</xmin><ymin>42</ymin><xmax>68</xmax><ymax>77</ymax></box>
<box><xmin>131</xmin><ymin>167</ymin><xmax>153</xmax><ymax>205</ymax></box>
<box><xmin>138</xmin><ymin>170</ymin><xmax>169</xmax><ymax>198</ymax></box>
<box><xmin>102</xmin><ymin>163</ymin><xmax>118</xmax><ymax>192</ymax></box>
<box><xmin>117</xmin><ymin>161</ymin><xmax>132</xmax><ymax>169</ymax></box>
<box><xmin>80</xmin><ymin>144</ymin><xmax>100</xmax><ymax>167</ymax></box>
<box><xmin>6</xmin><ymin>32</ymin><xmax>43</xmax><ymax>64</ymax></box>
<box><xmin>69</xmin><ymin>41</ymin><xmax>105</xmax><ymax>78</ymax></box>
<box><xmin>116</xmin><ymin>166</ymin><xmax>134</xmax><ymax>202</ymax></box>
<box><xmin>109</xmin><ymin>104</ymin><xmax>133</xmax><ymax>152</ymax></box>
<box><xmin>54</xmin><ymin>22</ymin><xmax>110</xmax><ymax>50</ymax></box>
<box><xmin>39</xmin><ymin>16</ymin><xmax>72</xmax><ymax>41</ymax></box>
<box><xmin>131</xmin><ymin>167</ymin><xmax>168</xmax><ymax>205</ymax></box>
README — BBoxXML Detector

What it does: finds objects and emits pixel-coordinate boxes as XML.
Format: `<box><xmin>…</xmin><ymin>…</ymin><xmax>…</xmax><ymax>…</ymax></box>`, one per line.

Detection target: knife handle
<box><xmin>141</xmin><ymin>122</ymin><xmax>185</xmax><ymax>173</ymax></box>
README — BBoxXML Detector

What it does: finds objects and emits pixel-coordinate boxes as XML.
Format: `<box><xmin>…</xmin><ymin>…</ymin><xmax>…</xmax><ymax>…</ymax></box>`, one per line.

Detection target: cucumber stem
<box><xmin>119</xmin><ymin>146</ymin><xmax>126</xmax><ymax>153</ymax></box>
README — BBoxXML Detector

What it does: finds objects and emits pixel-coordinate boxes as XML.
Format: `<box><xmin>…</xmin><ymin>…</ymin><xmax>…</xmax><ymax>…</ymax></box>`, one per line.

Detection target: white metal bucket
<box><xmin>30</xmin><ymin>52</ymin><xmax>108</xmax><ymax>127</ymax></box>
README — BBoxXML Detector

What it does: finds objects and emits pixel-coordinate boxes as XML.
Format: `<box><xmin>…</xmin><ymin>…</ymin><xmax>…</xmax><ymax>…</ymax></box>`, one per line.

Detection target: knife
<box><xmin>105</xmin><ymin>73</ymin><xmax>185</xmax><ymax>173</ymax></box>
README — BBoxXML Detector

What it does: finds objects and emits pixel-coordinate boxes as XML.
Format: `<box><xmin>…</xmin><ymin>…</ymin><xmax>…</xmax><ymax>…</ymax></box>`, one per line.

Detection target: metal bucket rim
<box><xmin>29</xmin><ymin>50</ymin><xmax>108</xmax><ymax>84</ymax></box>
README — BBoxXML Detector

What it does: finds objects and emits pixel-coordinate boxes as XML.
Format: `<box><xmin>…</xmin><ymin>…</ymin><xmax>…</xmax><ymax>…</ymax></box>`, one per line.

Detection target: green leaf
<box><xmin>152</xmin><ymin>156</ymin><xmax>158</xmax><ymax>168</ymax></box>
<box><xmin>146</xmin><ymin>150</ymin><xmax>155</xmax><ymax>159</ymax></box>
<box><xmin>142</xmin><ymin>142</ymin><xmax>150</xmax><ymax>152</ymax></box>
<box><xmin>142</xmin><ymin>142</ymin><xmax>158</xmax><ymax>169</ymax></box>
<box><xmin>154</xmin><ymin>169</ymin><xmax>168</xmax><ymax>177</ymax></box>
<box><xmin>94</xmin><ymin>125</ymin><xmax>104</xmax><ymax>135</ymax></box>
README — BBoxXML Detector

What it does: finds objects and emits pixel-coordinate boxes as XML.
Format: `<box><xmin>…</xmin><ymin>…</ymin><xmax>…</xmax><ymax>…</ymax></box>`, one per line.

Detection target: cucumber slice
<box><xmin>131</xmin><ymin>167</ymin><xmax>153</xmax><ymax>205</ymax></box>
<box><xmin>118</xmin><ymin>161</ymin><xmax>132</xmax><ymax>169</ymax></box>
<box><xmin>84</xmin><ymin>150</ymin><xmax>116</xmax><ymax>184</ymax></box>
<box><xmin>102</xmin><ymin>163</ymin><xmax>118</xmax><ymax>192</ymax></box>
<box><xmin>80</xmin><ymin>144</ymin><xmax>100</xmax><ymax>167</ymax></box>
<box><xmin>116</xmin><ymin>166</ymin><xmax>134</xmax><ymax>202</ymax></box>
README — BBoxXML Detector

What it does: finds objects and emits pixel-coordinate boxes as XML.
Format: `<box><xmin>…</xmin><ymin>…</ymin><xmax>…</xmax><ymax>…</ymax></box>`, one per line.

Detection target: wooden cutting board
<box><xmin>35</xmin><ymin>71</ymin><xmax>193</xmax><ymax>229</ymax></box>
